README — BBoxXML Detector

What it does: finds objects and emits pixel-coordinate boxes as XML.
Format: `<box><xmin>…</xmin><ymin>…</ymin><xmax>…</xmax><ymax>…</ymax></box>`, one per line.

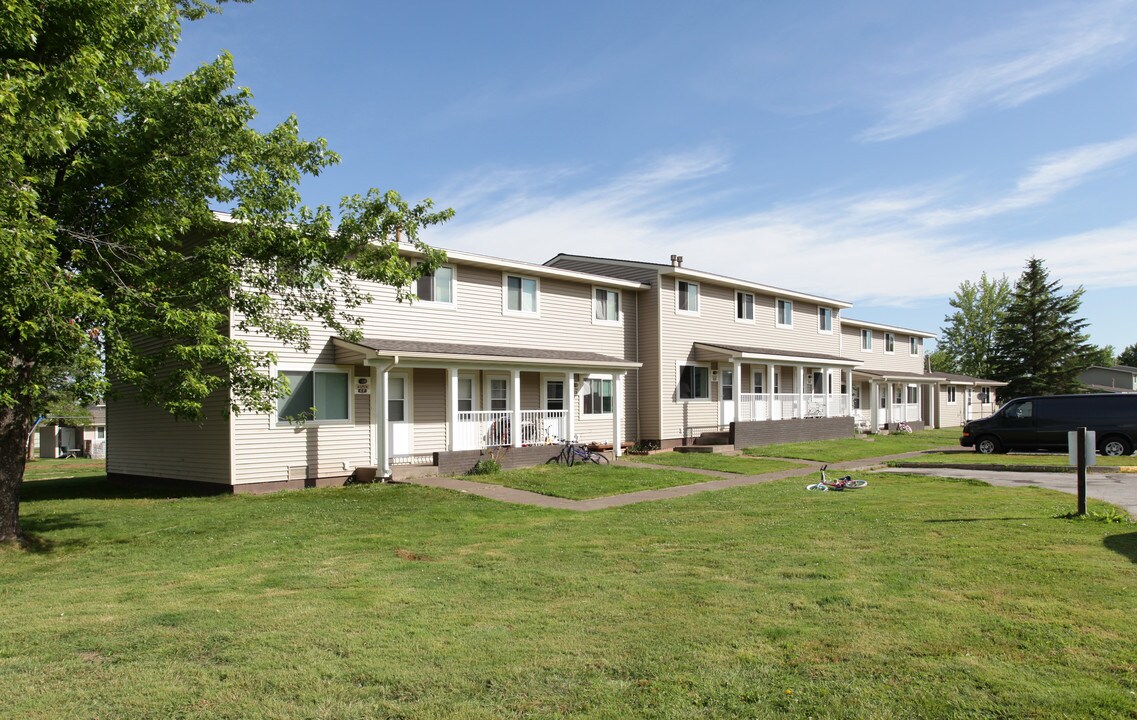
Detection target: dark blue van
<box><xmin>960</xmin><ymin>393</ymin><xmax>1137</xmax><ymax>456</ymax></box>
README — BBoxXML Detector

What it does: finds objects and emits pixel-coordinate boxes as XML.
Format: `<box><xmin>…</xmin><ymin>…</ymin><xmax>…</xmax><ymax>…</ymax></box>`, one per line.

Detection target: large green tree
<box><xmin>0</xmin><ymin>0</ymin><xmax>450</xmax><ymax>544</ymax></box>
<box><xmin>992</xmin><ymin>258</ymin><xmax>1090</xmax><ymax>398</ymax></box>
<box><xmin>1118</xmin><ymin>343</ymin><xmax>1137</xmax><ymax>368</ymax></box>
<box><xmin>937</xmin><ymin>272</ymin><xmax>1010</xmax><ymax>379</ymax></box>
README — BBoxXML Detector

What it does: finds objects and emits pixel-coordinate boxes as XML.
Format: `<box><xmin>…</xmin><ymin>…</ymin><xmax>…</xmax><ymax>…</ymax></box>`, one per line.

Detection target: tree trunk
<box><xmin>0</xmin><ymin>403</ymin><xmax>31</xmax><ymax>545</ymax></box>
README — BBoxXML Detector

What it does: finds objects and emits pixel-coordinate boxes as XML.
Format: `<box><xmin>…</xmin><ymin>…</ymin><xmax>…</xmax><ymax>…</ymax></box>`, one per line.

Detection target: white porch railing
<box><xmin>453</xmin><ymin>410</ymin><xmax>566</xmax><ymax>450</ymax></box>
<box><xmin>738</xmin><ymin>393</ymin><xmax>852</xmax><ymax>421</ymax></box>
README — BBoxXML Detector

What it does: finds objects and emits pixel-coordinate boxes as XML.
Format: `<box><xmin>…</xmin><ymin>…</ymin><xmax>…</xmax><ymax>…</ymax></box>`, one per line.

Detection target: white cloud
<box><xmin>431</xmin><ymin>143</ymin><xmax>1137</xmax><ymax>307</ymax></box>
<box><xmin>860</xmin><ymin>0</ymin><xmax>1137</xmax><ymax>141</ymax></box>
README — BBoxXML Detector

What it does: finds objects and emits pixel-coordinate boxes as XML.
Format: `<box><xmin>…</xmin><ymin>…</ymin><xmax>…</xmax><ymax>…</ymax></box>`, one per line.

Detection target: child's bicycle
<box><xmin>547</xmin><ymin>437</ymin><xmax>610</xmax><ymax>466</ymax></box>
<box><xmin>805</xmin><ymin>465</ymin><xmax>868</xmax><ymax>491</ymax></box>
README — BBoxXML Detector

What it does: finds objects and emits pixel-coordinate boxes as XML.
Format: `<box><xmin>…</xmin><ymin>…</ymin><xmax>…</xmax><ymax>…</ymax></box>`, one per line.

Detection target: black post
<box><xmin>1076</xmin><ymin>426</ymin><xmax>1087</xmax><ymax>516</ymax></box>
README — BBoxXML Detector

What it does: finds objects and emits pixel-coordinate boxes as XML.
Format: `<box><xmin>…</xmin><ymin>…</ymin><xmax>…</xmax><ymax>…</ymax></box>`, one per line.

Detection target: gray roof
<box><xmin>930</xmin><ymin>372</ymin><xmax>1007</xmax><ymax>386</ymax></box>
<box><xmin>345</xmin><ymin>338</ymin><xmax>636</xmax><ymax>366</ymax></box>
<box><xmin>855</xmin><ymin>369</ymin><xmax>938</xmax><ymax>381</ymax></box>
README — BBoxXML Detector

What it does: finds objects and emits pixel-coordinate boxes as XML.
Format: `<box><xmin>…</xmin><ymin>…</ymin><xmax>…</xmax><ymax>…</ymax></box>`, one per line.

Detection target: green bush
<box><xmin>467</xmin><ymin>458</ymin><xmax>501</xmax><ymax>476</ymax></box>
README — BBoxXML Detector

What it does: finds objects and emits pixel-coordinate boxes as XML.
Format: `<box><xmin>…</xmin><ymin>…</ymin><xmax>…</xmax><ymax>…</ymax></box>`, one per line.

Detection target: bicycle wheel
<box><xmin>566</xmin><ymin>446</ymin><xmax>577</xmax><ymax>467</ymax></box>
<box><xmin>805</xmin><ymin>482</ymin><xmax>828</xmax><ymax>491</ymax></box>
<box><xmin>843</xmin><ymin>479</ymin><xmax>868</xmax><ymax>489</ymax></box>
<box><xmin>590</xmin><ymin>452</ymin><xmax>610</xmax><ymax>464</ymax></box>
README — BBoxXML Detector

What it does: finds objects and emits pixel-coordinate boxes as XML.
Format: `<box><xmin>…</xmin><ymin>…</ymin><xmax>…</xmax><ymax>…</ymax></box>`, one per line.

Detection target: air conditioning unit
<box><xmin>355</xmin><ymin>376</ymin><xmax>371</xmax><ymax>395</ymax></box>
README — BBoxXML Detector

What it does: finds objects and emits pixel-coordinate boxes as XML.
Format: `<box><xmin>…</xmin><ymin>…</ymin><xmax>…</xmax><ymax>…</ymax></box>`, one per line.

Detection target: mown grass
<box><xmin>892</xmin><ymin>451</ymin><xmax>1137</xmax><ymax>467</ymax></box>
<box><xmin>22</xmin><ymin>457</ymin><xmax>107</xmax><ymax>482</ymax></box>
<box><xmin>624</xmin><ymin>452</ymin><xmax>804</xmax><ymax>475</ymax></box>
<box><xmin>743</xmin><ymin>426</ymin><xmax>961</xmax><ymax>462</ymax></box>
<box><xmin>467</xmin><ymin>462</ymin><xmax>716</xmax><ymax>499</ymax></box>
<box><xmin>3</xmin><ymin>463</ymin><xmax>1137</xmax><ymax>718</ymax></box>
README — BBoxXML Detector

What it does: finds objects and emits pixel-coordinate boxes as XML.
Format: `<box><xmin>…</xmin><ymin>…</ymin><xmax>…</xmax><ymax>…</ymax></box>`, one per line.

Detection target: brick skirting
<box><xmin>730</xmin><ymin>416</ymin><xmax>855</xmax><ymax>449</ymax></box>
<box><xmin>433</xmin><ymin>444</ymin><xmax>566</xmax><ymax>476</ymax></box>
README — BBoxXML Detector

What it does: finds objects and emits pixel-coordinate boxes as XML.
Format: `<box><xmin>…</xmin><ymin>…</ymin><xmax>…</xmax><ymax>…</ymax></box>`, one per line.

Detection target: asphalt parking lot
<box><xmin>880</xmin><ymin>466</ymin><xmax>1137</xmax><ymax>517</ymax></box>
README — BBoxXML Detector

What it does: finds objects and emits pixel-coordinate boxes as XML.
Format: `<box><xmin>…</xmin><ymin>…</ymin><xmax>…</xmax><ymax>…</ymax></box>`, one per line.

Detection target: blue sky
<box><xmin>173</xmin><ymin>0</ymin><xmax>1137</xmax><ymax>352</ymax></box>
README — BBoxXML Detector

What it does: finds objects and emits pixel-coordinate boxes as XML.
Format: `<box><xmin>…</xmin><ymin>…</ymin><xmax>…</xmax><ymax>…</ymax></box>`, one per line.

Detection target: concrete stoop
<box><xmin>390</xmin><ymin>464</ymin><xmax>441</xmax><ymax>483</ymax></box>
<box><xmin>674</xmin><ymin>444</ymin><xmax>736</xmax><ymax>454</ymax></box>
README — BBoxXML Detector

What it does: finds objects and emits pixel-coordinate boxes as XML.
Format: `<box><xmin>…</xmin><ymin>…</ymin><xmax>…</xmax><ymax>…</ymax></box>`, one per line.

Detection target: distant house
<box><xmin>39</xmin><ymin>405</ymin><xmax>107</xmax><ymax>458</ymax></box>
<box><xmin>1078</xmin><ymin>365</ymin><xmax>1137</xmax><ymax>393</ymax></box>
<box><xmin>926</xmin><ymin>373</ymin><xmax>1006</xmax><ymax>427</ymax></box>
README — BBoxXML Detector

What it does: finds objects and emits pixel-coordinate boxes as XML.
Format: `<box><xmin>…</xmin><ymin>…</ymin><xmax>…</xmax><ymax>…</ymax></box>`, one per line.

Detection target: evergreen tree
<box><xmin>992</xmin><ymin>258</ymin><xmax>1090</xmax><ymax>398</ymax></box>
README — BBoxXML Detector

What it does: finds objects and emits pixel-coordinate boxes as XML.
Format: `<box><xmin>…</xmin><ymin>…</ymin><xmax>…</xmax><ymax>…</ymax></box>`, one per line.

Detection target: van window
<box><xmin>1004</xmin><ymin>400</ymin><xmax>1032</xmax><ymax>419</ymax></box>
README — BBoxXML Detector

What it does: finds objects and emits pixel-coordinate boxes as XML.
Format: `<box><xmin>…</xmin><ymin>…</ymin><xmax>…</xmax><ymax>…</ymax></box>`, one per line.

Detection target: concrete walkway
<box><xmin>393</xmin><ymin>447</ymin><xmax>956</xmax><ymax>512</ymax></box>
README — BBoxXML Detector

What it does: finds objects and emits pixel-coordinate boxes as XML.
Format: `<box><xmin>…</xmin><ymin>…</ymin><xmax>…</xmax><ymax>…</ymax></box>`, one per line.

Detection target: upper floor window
<box><xmin>677</xmin><ymin>280</ymin><xmax>699</xmax><ymax>314</ymax></box>
<box><xmin>910</xmin><ymin>336</ymin><xmax>920</xmax><ymax>355</ymax></box>
<box><xmin>582</xmin><ymin>377</ymin><xmax>613</xmax><ymax>415</ymax></box>
<box><xmin>594</xmin><ymin>288</ymin><xmax>619</xmax><ymax>323</ymax></box>
<box><xmin>504</xmin><ymin>274</ymin><xmax>538</xmax><ymax>314</ymax></box>
<box><xmin>776</xmin><ymin>299</ymin><xmax>793</xmax><ymax>328</ymax></box>
<box><xmin>736</xmin><ymin>291</ymin><xmax>754</xmax><ymax>321</ymax></box>
<box><xmin>884</xmin><ymin>332</ymin><xmax>895</xmax><ymax>353</ymax></box>
<box><xmin>861</xmin><ymin>329</ymin><xmax>872</xmax><ymax>351</ymax></box>
<box><xmin>277</xmin><ymin>369</ymin><xmax>350</xmax><ymax>423</ymax></box>
<box><xmin>416</xmin><ymin>265</ymin><xmax>454</xmax><ymax>304</ymax></box>
<box><xmin>818</xmin><ymin>307</ymin><xmax>832</xmax><ymax>333</ymax></box>
<box><xmin>678</xmin><ymin>364</ymin><xmax>710</xmax><ymax>400</ymax></box>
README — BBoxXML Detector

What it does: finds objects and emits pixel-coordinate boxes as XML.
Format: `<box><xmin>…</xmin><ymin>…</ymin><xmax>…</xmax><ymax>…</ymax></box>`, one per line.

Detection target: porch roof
<box><xmin>334</xmin><ymin>337</ymin><xmax>641</xmax><ymax>370</ymax></box>
<box><xmin>928</xmin><ymin>372</ymin><xmax>1008</xmax><ymax>387</ymax></box>
<box><xmin>854</xmin><ymin>369</ymin><xmax>939</xmax><ymax>383</ymax></box>
<box><xmin>693</xmin><ymin>342</ymin><xmax>861</xmax><ymax>367</ymax></box>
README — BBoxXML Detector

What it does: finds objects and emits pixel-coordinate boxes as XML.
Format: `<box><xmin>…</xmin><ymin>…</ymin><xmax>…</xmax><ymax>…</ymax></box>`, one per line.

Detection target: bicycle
<box><xmin>805</xmin><ymin>464</ymin><xmax>868</xmax><ymax>491</ymax></box>
<box><xmin>548</xmin><ymin>438</ymin><xmax>609</xmax><ymax>466</ymax></box>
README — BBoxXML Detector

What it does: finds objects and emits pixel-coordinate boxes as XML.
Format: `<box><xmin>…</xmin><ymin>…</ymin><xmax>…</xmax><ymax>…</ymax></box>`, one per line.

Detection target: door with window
<box><xmin>485</xmin><ymin>374</ymin><xmax>510</xmax><ymax>445</ymax></box>
<box><xmin>387</xmin><ymin>373</ymin><xmax>411</xmax><ymax>459</ymax></box>
<box><xmin>719</xmin><ymin>369</ymin><xmax>734</xmax><ymax>425</ymax></box>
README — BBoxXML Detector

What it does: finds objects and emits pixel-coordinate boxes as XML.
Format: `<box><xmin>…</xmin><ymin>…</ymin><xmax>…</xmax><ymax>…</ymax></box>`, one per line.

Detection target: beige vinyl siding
<box><xmin>412</xmin><ymin>368</ymin><xmax>446</xmax><ymax>455</ymax></box>
<box><xmin>842</xmin><ymin>325</ymin><xmax>926</xmax><ymax>374</ymax></box>
<box><xmin>658</xmin><ymin>276</ymin><xmax>846</xmax><ymax>441</ymax></box>
<box><xmin>938</xmin><ymin>388</ymin><xmax>966</xmax><ymax>428</ymax></box>
<box><xmin>107</xmin><ymin>383</ymin><xmax>230</xmax><ymax>485</ymax></box>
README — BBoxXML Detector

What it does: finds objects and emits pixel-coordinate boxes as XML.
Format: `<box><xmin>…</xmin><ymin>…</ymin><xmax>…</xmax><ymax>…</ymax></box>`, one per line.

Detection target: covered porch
<box><xmin>334</xmin><ymin>338</ymin><xmax>640</xmax><ymax>478</ymax></box>
<box><xmin>853</xmin><ymin>369</ymin><xmax>938</xmax><ymax>432</ymax></box>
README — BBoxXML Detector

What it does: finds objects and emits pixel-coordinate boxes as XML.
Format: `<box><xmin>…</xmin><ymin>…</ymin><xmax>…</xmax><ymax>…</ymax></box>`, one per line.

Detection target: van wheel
<box><xmin>1100</xmin><ymin>436</ymin><xmax>1133</xmax><ymax>457</ymax></box>
<box><xmin>975</xmin><ymin>436</ymin><xmax>1002</xmax><ymax>454</ymax></box>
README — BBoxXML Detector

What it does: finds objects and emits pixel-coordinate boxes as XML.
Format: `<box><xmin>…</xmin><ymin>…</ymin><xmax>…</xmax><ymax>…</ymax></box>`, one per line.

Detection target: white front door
<box><xmin>719</xmin><ymin>369</ymin><xmax>734</xmax><ymax>426</ymax></box>
<box><xmin>387</xmin><ymin>373</ymin><xmax>411</xmax><ymax>458</ymax></box>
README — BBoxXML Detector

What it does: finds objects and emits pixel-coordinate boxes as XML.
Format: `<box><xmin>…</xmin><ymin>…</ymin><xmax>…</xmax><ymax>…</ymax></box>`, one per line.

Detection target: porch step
<box><xmin>390</xmin><ymin>465</ymin><xmax>441</xmax><ymax>483</ymax></box>
<box><xmin>674</xmin><ymin>444</ymin><xmax>736</xmax><ymax>454</ymax></box>
<box><xmin>695</xmin><ymin>430</ymin><xmax>732</xmax><ymax>445</ymax></box>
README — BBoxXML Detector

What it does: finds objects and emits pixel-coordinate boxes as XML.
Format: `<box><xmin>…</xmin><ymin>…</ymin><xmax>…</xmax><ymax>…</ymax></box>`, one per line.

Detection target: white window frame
<box><xmin>818</xmin><ymin>307</ymin><xmax>832</xmax><ymax>334</ymax></box>
<box><xmin>414</xmin><ymin>263</ymin><xmax>457</xmax><ymax>308</ymax></box>
<box><xmin>861</xmin><ymin>329</ymin><xmax>873</xmax><ymax>352</ymax></box>
<box><xmin>581</xmin><ymin>373</ymin><xmax>613</xmax><ymax>416</ymax></box>
<box><xmin>910</xmin><ymin>336</ymin><xmax>920</xmax><ymax>356</ymax></box>
<box><xmin>542</xmin><ymin>376</ymin><xmax>565</xmax><ymax>412</ymax></box>
<box><xmin>906</xmin><ymin>385</ymin><xmax>919</xmax><ymax>404</ymax></box>
<box><xmin>946</xmin><ymin>386</ymin><xmax>957</xmax><ymax>404</ymax></box>
<box><xmin>776</xmin><ymin>298</ymin><xmax>793</xmax><ymax>329</ymax></box>
<box><xmin>502</xmin><ymin>273</ymin><xmax>540</xmax><ymax>316</ymax></box>
<box><xmin>677</xmin><ymin>362</ymin><xmax>711</xmax><ymax>401</ymax></box>
<box><xmin>735</xmin><ymin>291</ymin><xmax>755</xmax><ymax>323</ymax></box>
<box><xmin>884</xmin><ymin>332</ymin><xmax>895</xmax><ymax>354</ymax></box>
<box><xmin>592</xmin><ymin>286</ymin><xmax>621</xmax><ymax>325</ymax></box>
<box><xmin>274</xmin><ymin>364</ymin><xmax>353</xmax><ymax>427</ymax></box>
<box><xmin>676</xmin><ymin>279</ymin><xmax>700</xmax><ymax>315</ymax></box>
<box><xmin>752</xmin><ymin>370</ymin><xmax>764</xmax><ymax>394</ymax></box>
<box><xmin>456</xmin><ymin>372</ymin><xmax>477</xmax><ymax>413</ymax></box>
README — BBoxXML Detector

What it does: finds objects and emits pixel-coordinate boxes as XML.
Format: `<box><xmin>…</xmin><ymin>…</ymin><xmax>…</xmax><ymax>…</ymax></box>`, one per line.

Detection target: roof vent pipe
<box><xmin>670</xmin><ymin>254</ymin><xmax>683</xmax><ymax>267</ymax></box>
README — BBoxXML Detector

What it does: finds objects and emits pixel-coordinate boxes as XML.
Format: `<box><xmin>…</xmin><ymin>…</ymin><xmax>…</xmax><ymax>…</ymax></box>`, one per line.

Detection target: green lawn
<box><xmin>893</xmin><ymin>451</ymin><xmax>1137</xmax><ymax>467</ymax></box>
<box><xmin>3</xmin><ymin>463</ymin><xmax>1136</xmax><ymax>718</ymax></box>
<box><xmin>22</xmin><ymin>457</ymin><xmax>107</xmax><ymax>481</ymax></box>
<box><xmin>468</xmin><ymin>462</ymin><xmax>716</xmax><ymax>499</ymax></box>
<box><xmin>743</xmin><ymin>426</ymin><xmax>962</xmax><ymax>462</ymax></box>
<box><xmin>624</xmin><ymin>452</ymin><xmax>804</xmax><ymax>475</ymax></box>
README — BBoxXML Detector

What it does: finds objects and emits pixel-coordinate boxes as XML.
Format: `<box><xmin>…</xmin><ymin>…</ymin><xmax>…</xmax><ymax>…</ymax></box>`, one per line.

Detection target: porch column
<box><xmin>845</xmin><ymin>368</ymin><xmax>853</xmax><ymax>418</ymax></box>
<box><xmin>796</xmin><ymin>366</ymin><xmax>805</xmax><ymax>419</ymax></box>
<box><xmin>447</xmin><ymin>368</ymin><xmax>459</xmax><ymax>451</ymax></box>
<box><xmin>376</xmin><ymin>366</ymin><xmax>391</xmax><ymax>479</ymax></box>
<box><xmin>869</xmin><ymin>381</ymin><xmax>879</xmax><ymax>432</ymax></box>
<box><xmin>511</xmin><ymin>368</ymin><xmax>522</xmax><ymax>447</ymax></box>
<box><xmin>612</xmin><ymin>372</ymin><xmax>625</xmax><ymax>459</ymax></box>
<box><xmin>565</xmin><ymin>370</ymin><xmax>575</xmax><ymax>442</ymax></box>
<box><xmin>766</xmin><ymin>362</ymin><xmax>775</xmax><ymax>420</ymax></box>
<box><xmin>824</xmin><ymin>367</ymin><xmax>831</xmax><ymax>417</ymax></box>
<box><xmin>732</xmin><ymin>358</ymin><xmax>743</xmax><ymax>424</ymax></box>
<box><xmin>885</xmin><ymin>382</ymin><xmax>894</xmax><ymax>427</ymax></box>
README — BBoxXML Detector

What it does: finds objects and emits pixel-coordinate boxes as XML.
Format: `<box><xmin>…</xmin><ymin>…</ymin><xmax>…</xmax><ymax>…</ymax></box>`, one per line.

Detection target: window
<box><xmin>818</xmin><ymin>307</ymin><xmax>832</xmax><ymax>333</ymax></box>
<box><xmin>677</xmin><ymin>280</ymin><xmax>699</xmax><ymax>314</ymax></box>
<box><xmin>910</xmin><ymin>336</ymin><xmax>919</xmax><ymax>355</ymax></box>
<box><xmin>852</xmin><ymin>386</ymin><xmax>861</xmax><ymax>409</ymax></box>
<box><xmin>594</xmin><ymin>288</ymin><xmax>619</xmax><ymax>323</ymax></box>
<box><xmin>278</xmin><ymin>369</ymin><xmax>349</xmax><ymax>422</ymax></box>
<box><xmin>947</xmin><ymin>386</ymin><xmax>957</xmax><ymax>404</ymax></box>
<box><xmin>489</xmin><ymin>378</ymin><xmax>508</xmax><ymax>411</ymax></box>
<box><xmin>736</xmin><ymin>292</ymin><xmax>754</xmax><ymax>321</ymax></box>
<box><xmin>96</xmin><ymin>427</ymin><xmax>106</xmax><ymax>439</ymax></box>
<box><xmin>884</xmin><ymin>332</ymin><xmax>895</xmax><ymax>353</ymax></box>
<box><xmin>894</xmin><ymin>386</ymin><xmax>904</xmax><ymax>404</ymax></box>
<box><xmin>505</xmin><ymin>274</ymin><xmax>538</xmax><ymax>314</ymax></box>
<box><xmin>752</xmin><ymin>371</ymin><xmax>764</xmax><ymax>394</ymax></box>
<box><xmin>416</xmin><ymin>265</ymin><xmax>454</xmax><ymax>304</ymax></box>
<box><xmin>388</xmin><ymin>376</ymin><xmax>406</xmax><ymax>422</ymax></box>
<box><xmin>457</xmin><ymin>377</ymin><xmax>474</xmax><ymax>412</ymax></box>
<box><xmin>861</xmin><ymin>329</ymin><xmax>873</xmax><ymax>351</ymax></box>
<box><xmin>678</xmin><ymin>365</ymin><xmax>710</xmax><ymax>400</ymax></box>
<box><xmin>721</xmin><ymin>370</ymin><xmax>734</xmax><ymax>401</ymax></box>
<box><xmin>906</xmin><ymin>386</ymin><xmax>919</xmax><ymax>404</ymax></box>
<box><xmin>545</xmin><ymin>380</ymin><xmax>564</xmax><ymax>411</ymax></box>
<box><xmin>776</xmin><ymin>299</ymin><xmax>793</xmax><ymax>328</ymax></box>
<box><xmin>582</xmin><ymin>378</ymin><xmax>612</xmax><ymax>415</ymax></box>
